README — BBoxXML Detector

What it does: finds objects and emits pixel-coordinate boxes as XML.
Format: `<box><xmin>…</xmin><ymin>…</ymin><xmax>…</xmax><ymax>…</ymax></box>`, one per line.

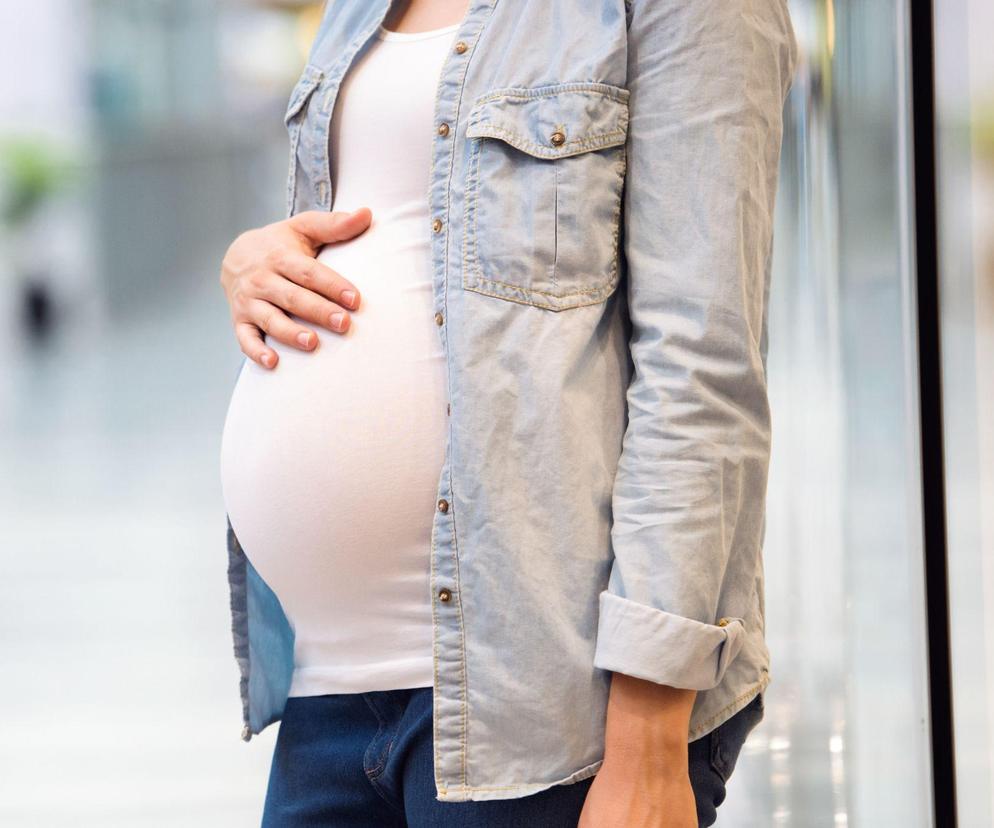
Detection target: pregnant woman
<box><xmin>219</xmin><ymin>0</ymin><xmax>797</xmax><ymax>825</ymax></box>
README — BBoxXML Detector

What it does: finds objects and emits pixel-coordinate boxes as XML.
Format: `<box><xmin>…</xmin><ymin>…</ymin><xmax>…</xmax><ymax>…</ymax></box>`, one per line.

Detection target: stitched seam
<box><xmin>552</xmin><ymin>158</ymin><xmax>559</xmax><ymax>290</ymax></box>
<box><xmin>464</xmin><ymin>124</ymin><xmax>628</xmax><ymax>158</ymax></box>
<box><xmin>285</xmin><ymin>125</ymin><xmax>300</xmax><ymax>219</ymax></box>
<box><xmin>365</xmin><ymin>773</ymin><xmax>407</xmax><ymax>819</ymax></box>
<box><xmin>463</xmin><ymin>137</ymin><xmax>483</xmax><ymax>293</ymax></box>
<box><xmin>473</xmin><ymin>272</ymin><xmax>616</xmax><ymax>298</ymax></box>
<box><xmin>451</xmin><ymin>470</ymin><xmax>470</xmax><ymax>789</ymax></box>
<box><xmin>283</xmin><ymin>67</ymin><xmax>323</xmax><ymax>124</ymax></box>
<box><xmin>361</xmin><ymin>694</ymin><xmax>389</xmax><ymax>777</ymax></box>
<box><xmin>427</xmin><ymin>2</ymin><xmax>456</xmax><ymax>791</ymax></box>
<box><xmin>689</xmin><ymin>675</ymin><xmax>771</xmax><ymax>740</ymax></box>
<box><xmin>282</xmin><ymin>65</ymin><xmax>324</xmax><ymax>217</ymax></box>
<box><xmin>434</xmin><ymin>0</ymin><xmax>495</xmax><ymax>794</ymax></box>
<box><xmin>429</xmin><ymin>466</ymin><xmax>442</xmax><ymax>789</ymax></box>
<box><xmin>317</xmin><ymin>22</ymin><xmax>383</xmax><ymax>209</ymax></box>
<box><xmin>464</xmin><ymin>140</ymin><xmax>617</xmax><ymax>298</ymax></box>
<box><xmin>435</xmin><ymin>761</ymin><xmax>603</xmax><ymax>794</ymax></box>
<box><xmin>462</xmin><ymin>136</ymin><xmax>625</xmax><ymax>308</ymax></box>
<box><xmin>471</xmin><ymin>81</ymin><xmax>630</xmax><ymax>106</ymax></box>
<box><xmin>463</xmin><ymin>283</ymin><xmax>618</xmax><ymax>311</ymax></box>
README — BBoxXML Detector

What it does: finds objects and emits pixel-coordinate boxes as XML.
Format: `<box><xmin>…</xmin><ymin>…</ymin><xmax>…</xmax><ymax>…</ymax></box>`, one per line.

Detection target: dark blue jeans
<box><xmin>261</xmin><ymin>686</ymin><xmax>764</xmax><ymax>827</ymax></box>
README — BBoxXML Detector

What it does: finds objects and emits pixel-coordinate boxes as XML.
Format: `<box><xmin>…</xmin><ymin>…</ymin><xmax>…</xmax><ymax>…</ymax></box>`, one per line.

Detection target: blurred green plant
<box><xmin>0</xmin><ymin>135</ymin><xmax>81</xmax><ymax>228</ymax></box>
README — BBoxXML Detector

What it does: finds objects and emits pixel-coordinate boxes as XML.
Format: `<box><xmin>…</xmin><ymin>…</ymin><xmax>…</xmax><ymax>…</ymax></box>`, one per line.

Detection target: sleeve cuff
<box><xmin>592</xmin><ymin>590</ymin><xmax>746</xmax><ymax>691</ymax></box>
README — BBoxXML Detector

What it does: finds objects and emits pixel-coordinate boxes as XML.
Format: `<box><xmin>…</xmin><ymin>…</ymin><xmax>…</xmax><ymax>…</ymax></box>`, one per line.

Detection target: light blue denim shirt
<box><xmin>224</xmin><ymin>0</ymin><xmax>798</xmax><ymax>803</ymax></box>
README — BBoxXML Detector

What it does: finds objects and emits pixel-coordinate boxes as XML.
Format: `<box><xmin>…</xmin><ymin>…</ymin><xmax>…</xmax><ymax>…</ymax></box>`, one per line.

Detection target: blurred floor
<box><xmin>0</xmin><ymin>274</ymin><xmax>273</xmax><ymax>826</ymax></box>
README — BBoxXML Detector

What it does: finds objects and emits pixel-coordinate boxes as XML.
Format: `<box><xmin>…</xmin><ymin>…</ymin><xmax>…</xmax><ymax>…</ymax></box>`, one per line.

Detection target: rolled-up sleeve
<box><xmin>592</xmin><ymin>0</ymin><xmax>798</xmax><ymax>691</ymax></box>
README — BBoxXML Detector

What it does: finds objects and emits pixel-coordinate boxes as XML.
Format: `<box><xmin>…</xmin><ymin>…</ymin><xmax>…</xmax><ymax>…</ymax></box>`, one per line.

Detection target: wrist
<box><xmin>602</xmin><ymin>672</ymin><xmax>697</xmax><ymax>766</ymax></box>
<box><xmin>604</xmin><ymin>723</ymin><xmax>689</xmax><ymax>765</ymax></box>
<box><xmin>601</xmin><ymin>738</ymin><xmax>690</xmax><ymax>780</ymax></box>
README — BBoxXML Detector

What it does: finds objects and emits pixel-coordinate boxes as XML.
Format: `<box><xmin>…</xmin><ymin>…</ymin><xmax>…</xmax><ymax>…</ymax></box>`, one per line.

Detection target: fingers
<box><xmin>222</xmin><ymin>209</ymin><xmax>370</xmax><ymax>367</ymax></box>
<box><xmin>234</xmin><ymin>303</ymin><xmax>327</xmax><ymax>371</ymax></box>
<box><xmin>288</xmin><ymin>207</ymin><xmax>373</xmax><ymax>252</ymax></box>
<box><xmin>248</xmin><ymin>299</ymin><xmax>351</xmax><ymax>351</ymax></box>
<box><xmin>235</xmin><ymin>320</ymin><xmax>279</xmax><ymax>369</ymax></box>
<box><xmin>269</xmin><ymin>247</ymin><xmax>361</xmax><ymax>314</ymax></box>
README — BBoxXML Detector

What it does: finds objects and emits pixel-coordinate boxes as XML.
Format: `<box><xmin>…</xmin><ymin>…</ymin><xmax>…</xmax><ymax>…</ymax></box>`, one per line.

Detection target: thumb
<box><xmin>289</xmin><ymin>207</ymin><xmax>372</xmax><ymax>251</ymax></box>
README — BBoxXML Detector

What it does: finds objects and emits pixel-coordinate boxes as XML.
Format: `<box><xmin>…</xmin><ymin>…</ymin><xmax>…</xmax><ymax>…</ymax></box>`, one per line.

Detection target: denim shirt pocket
<box><xmin>283</xmin><ymin>64</ymin><xmax>325</xmax><ymax>218</ymax></box>
<box><xmin>462</xmin><ymin>81</ymin><xmax>630</xmax><ymax>311</ymax></box>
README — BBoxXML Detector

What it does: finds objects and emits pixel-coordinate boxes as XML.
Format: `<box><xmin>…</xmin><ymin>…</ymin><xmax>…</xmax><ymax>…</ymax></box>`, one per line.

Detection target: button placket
<box><xmin>425</xmin><ymin>3</ymin><xmax>495</xmax><ymax>798</ymax></box>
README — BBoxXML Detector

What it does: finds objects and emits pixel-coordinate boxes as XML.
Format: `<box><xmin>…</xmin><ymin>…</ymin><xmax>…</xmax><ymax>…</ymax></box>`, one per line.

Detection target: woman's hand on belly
<box><xmin>219</xmin><ymin>207</ymin><xmax>372</xmax><ymax>369</ymax></box>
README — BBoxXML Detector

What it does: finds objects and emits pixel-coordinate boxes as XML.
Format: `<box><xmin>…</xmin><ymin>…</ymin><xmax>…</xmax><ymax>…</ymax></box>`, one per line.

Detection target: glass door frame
<box><xmin>909</xmin><ymin>1</ymin><xmax>958</xmax><ymax>824</ymax></box>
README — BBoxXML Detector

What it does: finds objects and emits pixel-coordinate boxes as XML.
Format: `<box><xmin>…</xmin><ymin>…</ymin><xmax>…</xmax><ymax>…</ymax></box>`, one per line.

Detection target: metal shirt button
<box><xmin>454</xmin><ymin>41</ymin><xmax>468</xmax><ymax>54</ymax></box>
<box><xmin>437</xmin><ymin>122</ymin><xmax>450</xmax><ymax>137</ymax></box>
<box><xmin>437</xmin><ymin>498</ymin><xmax>449</xmax><ymax>513</ymax></box>
<box><xmin>717</xmin><ymin>617</ymin><xmax>729</xmax><ymax>627</ymax></box>
<box><xmin>550</xmin><ymin>130</ymin><xmax>566</xmax><ymax>146</ymax></box>
<box><xmin>434</xmin><ymin>311</ymin><xmax>444</xmax><ymax>325</ymax></box>
<box><xmin>432</xmin><ymin>217</ymin><xmax>443</xmax><ymax>233</ymax></box>
<box><xmin>438</xmin><ymin>587</ymin><xmax>452</xmax><ymax>602</ymax></box>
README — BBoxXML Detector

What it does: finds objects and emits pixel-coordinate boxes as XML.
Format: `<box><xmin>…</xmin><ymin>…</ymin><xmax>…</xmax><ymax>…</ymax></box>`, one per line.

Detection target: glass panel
<box><xmin>720</xmin><ymin>1</ymin><xmax>934</xmax><ymax>824</ymax></box>
<box><xmin>934</xmin><ymin>1</ymin><xmax>994</xmax><ymax>824</ymax></box>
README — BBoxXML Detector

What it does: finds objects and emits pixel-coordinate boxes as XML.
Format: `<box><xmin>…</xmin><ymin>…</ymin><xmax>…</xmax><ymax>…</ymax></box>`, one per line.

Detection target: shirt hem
<box><xmin>688</xmin><ymin>672</ymin><xmax>771</xmax><ymax>742</ymax></box>
<box><xmin>434</xmin><ymin>757</ymin><xmax>604</xmax><ymax>802</ymax></box>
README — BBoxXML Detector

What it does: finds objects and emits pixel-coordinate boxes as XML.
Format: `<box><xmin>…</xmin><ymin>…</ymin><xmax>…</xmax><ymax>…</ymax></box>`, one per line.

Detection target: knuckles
<box><xmin>263</xmin><ymin>246</ymin><xmax>288</xmax><ymax>272</ymax></box>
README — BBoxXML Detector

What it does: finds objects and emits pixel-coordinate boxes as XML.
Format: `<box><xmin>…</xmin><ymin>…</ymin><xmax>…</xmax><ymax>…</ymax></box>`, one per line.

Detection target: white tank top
<box><xmin>219</xmin><ymin>21</ymin><xmax>460</xmax><ymax>695</ymax></box>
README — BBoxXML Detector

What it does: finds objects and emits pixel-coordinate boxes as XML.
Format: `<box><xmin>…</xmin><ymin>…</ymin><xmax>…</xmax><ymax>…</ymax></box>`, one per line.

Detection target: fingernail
<box><xmin>342</xmin><ymin>290</ymin><xmax>357</xmax><ymax>308</ymax></box>
<box><xmin>297</xmin><ymin>332</ymin><xmax>313</xmax><ymax>347</ymax></box>
<box><xmin>261</xmin><ymin>352</ymin><xmax>274</xmax><ymax>368</ymax></box>
<box><xmin>331</xmin><ymin>312</ymin><xmax>345</xmax><ymax>329</ymax></box>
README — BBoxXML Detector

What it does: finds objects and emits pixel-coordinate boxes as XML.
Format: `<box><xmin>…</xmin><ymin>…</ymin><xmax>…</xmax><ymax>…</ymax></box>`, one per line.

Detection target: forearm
<box><xmin>602</xmin><ymin>671</ymin><xmax>697</xmax><ymax>771</ymax></box>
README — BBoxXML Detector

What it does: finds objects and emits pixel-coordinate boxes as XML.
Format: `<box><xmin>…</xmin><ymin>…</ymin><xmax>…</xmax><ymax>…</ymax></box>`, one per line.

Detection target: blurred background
<box><xmin>0</xmin><ymin>1</ymin><xmax>991</xmax><ymax>826</ymax></box>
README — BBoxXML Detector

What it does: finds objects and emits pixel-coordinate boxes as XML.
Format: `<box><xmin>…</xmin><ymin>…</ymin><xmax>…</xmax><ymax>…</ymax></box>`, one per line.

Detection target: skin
<box><xmin>579</xmin><ymin>676</ymin><xmax>698</xmax><ymax>828</ymax></box>
<box><xmin>219</xmin><ymin>1</ymin><xmax>698</xmax><ymax>824</ymax></box>
<box><xmin>219</xmin><ymin>207</ymin><xmax>371</xmax><ymax>368</ymax></box>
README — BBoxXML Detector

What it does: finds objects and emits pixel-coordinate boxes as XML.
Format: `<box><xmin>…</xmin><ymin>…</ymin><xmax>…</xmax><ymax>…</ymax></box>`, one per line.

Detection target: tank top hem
<box><xmin>288</xmin><ymin>656</ymin><xmax>435</xmax><ymax>697</ymax></box>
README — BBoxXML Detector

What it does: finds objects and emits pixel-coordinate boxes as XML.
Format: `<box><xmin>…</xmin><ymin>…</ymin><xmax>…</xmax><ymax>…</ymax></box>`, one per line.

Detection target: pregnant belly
<box><xmin>219</xmin><ymin>218</ymin><xmax>448</xmax><ymax>672</ymax></box>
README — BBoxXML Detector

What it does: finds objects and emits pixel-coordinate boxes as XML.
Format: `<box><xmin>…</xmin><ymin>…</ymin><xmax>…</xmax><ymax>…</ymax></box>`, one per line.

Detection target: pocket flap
<box><xmin>284</xmin><ymin>64</ymin><xmax>325</xmax><ymax>124</ymax></box>
<box><xmin>465</xmin><ymin>82</ymin><xmax>630</xmax><ymax>159</ymax></box>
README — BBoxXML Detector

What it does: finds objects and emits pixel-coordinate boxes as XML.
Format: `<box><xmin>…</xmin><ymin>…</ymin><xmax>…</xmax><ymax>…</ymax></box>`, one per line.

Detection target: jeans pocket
<box><xmin>708</xmin><ymin>692</ymin><xmax>765</xmax><ymax>783</ymax></box>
